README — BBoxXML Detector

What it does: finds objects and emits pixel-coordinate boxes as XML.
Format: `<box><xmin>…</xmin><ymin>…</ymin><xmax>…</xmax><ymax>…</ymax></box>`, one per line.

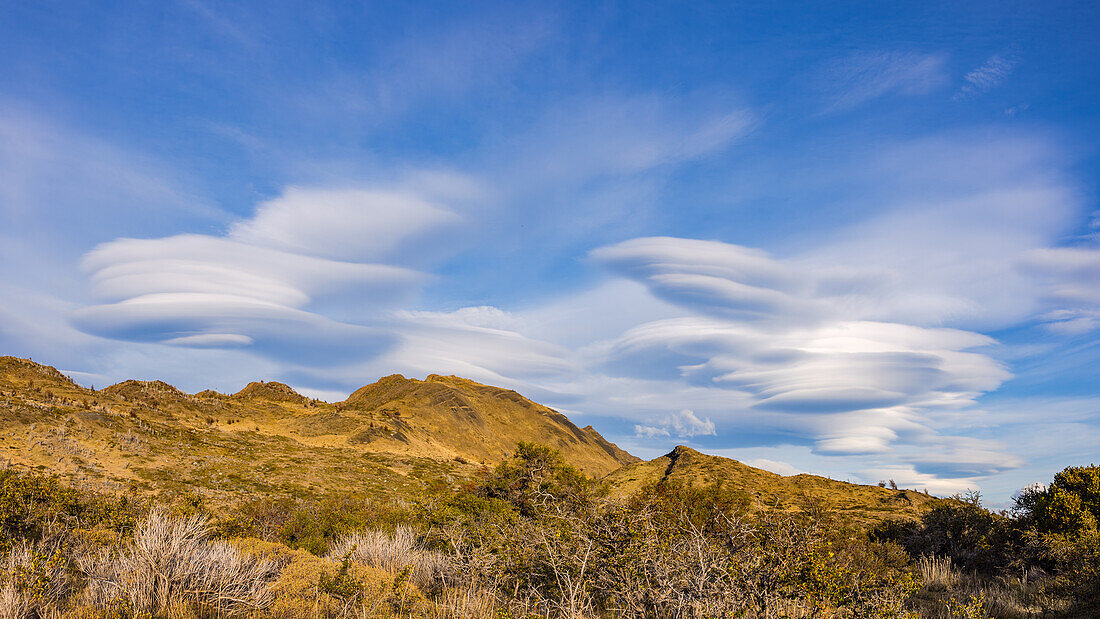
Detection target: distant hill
<box><xmin>0</xmin><ymin>356</ymin><xmax>635</xmax><ymax>505</ymax></box>
<box><xmin>338</xmin><ymin>373</ymin><xmax>637</xmax><ymax>474</ymax></box>
<box><xmin>0</xmin><ymin>355</ymin><xmax>936</xmax><ymax>526</ymax></box>
<box><xmin>603</xmin><ymin>445</ymin><xmax>937</xmax><ymax>526</ymax></box>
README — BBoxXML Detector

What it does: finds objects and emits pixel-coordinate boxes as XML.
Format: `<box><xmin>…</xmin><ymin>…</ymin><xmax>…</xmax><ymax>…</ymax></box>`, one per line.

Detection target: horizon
<box><xmin>1</xmin><ymin>1</ymin><xmax>1098</xmax><ymax>506</ymax></box>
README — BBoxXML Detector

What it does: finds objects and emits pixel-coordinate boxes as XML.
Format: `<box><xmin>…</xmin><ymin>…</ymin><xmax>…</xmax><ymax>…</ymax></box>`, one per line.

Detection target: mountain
<box><xmin>0</xmin><ymin>356</ymin><xmax>635</xmax><ymax>504</ymax></box>
<box><xmin>0</xmin><ymin>355</ymin><xmax>936</xmax><ymax>526</ymax></box>
<box><xmin>338</xmin><ymin>373</ymin><xmax>637</xmax><ymax>474</ymax></box>
<box><xmin>603</xmin><ymin>445</ymin><xmax>937</xmax><ymax>526</ymax></box>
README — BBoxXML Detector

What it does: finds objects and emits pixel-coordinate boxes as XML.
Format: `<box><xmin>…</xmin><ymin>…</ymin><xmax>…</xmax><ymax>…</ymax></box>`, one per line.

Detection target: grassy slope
<box><xmin>0</xmin><ymin>356</ymin><xmax>634</xmax><ymax>506</ymax></box>
<box><xmin>604</xmin><ymin>445</ymin><xmax>938</xmax><ymax>526</ymax></box>
<box><xmin>1</xmin><ymin>356</ymin><xmax>937</xmax><ymax>526</ymax></box>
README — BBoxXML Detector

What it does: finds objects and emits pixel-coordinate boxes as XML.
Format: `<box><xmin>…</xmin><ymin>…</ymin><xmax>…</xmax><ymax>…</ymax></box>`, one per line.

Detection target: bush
<box><xmin>0</xmin><ymin>538</ymin><xmax>72</xmax><ymax>618</ymax></box>
<box><xmin>476</xmin><ymin>441</ymin><xmax>594</xmax><ymax>517</ymax></box>
<box><xmin>78</xmin><ymin>510</ymin><xmax>279</xmax><ymax>616</ymax></box>
<box><xmin>874</xmin><ymin>493</ymin><xmax>1022</xmax><ymax>574</ymax></box>
<box><xmin>1024</xmin><ymin>465</ymin><xmax>1100</xmax><ymax>538</ymax></box>
<box><xmin>429</xmin><ymin>445</ymin><xmax>918</xmax><ymax>618</ymax></box>
<box><xmin>1014</xmin><ymin>465</ymin><xmax>1100</xmax><ymax>612</ymax></box>
<box><xmin>219</xmin><ymin>493</ymin><xmax>412</xmax><ymax>556</ymax></box>
<box><xmin>328</xmin><ymin>526</ymin><xmax>452</xmax><ymax>592</ymax></box>
<box><xmin>0</xmin><ymin>469</ymin><xmax>140</xmax><ymax>553</ymax></box>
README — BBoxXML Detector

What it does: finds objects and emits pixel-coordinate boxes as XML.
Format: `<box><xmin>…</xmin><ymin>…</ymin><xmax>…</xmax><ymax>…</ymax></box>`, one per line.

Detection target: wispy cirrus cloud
<box><xmin>816</xmin><ymin>51</ymin><xmax>948</xmax><ymax>112</ymax></box>
<box><xmin>955</xmin><ymin>54</ymin><xmax>1018</xmax><ymax>100</ymax></box>
<box><xmin>1025</xmin><ymin>246</ymin><xmax>1100</xmax><ymax>333</ymax></box>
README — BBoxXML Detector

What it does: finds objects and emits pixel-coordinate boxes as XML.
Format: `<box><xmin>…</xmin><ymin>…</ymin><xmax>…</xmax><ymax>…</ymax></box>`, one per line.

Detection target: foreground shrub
<box><xmin>78</xmin><ymin>510</ymin><xmax>278</xmax><ymax>616</ymax></box>
<box><xmin>1025</xmin><ymin>465</ymin><xmax>1100</xmax><ymax>538</ymax></box>
<box><xmin>1014</xmin><ymin>465</ymin><xmax>1100</xmax><ymax>613</ymax></box>
<box><xmin>0</xmin><ymin>469</ymin><xmax>140</xmax><ymax>553</ymax></box>
<box><xmin>220</xmin><ymin>493</ymin><xmax>412</xmax><ymax>556</ymax></box>
<box><xmin>0</xmin><ymin>538</ymin><xmax>72</xmax><ymax>618</ymax></box>
<box><xmin>433</xmin><ymin>446</ymin><xmax>919</xmax><ymax>618</ymax></box>
<box><xmin>874</xmin><ymin>493</ymin><xmax>1022</xmax><ymax>574</ymax></box>
<box><xmin>232</xmin><ymin>537</ymin><xmax>429</xmax><ymax>618</ymax></box>
<box><xmin>328</xmin><ymin>526</ymin><xmax>452</xmax><ymax>593</ymax></box>
<box><xmin>427</xmin><ymin>585</ymin><xmax>499</xmax><ymax>619</ymax></box>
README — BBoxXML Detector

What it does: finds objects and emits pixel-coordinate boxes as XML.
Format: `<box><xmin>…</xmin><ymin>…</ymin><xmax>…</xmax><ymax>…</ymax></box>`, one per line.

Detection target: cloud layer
<box><xmin>73</xmin><ymin>186</ymin><xmax>459</xmax><ymax>364</ymax></box>
<box><xmin>591</xmin><ymin>237</ymin><xmax>1011</xmax><ymax>456</ymax></box>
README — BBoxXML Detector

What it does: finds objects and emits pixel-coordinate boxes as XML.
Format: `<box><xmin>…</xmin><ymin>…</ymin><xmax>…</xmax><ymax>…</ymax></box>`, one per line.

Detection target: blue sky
<box><xmin>1</xmin><ymin>1</ymin><xmax>1098</xmax><ymax>503</ymax></box>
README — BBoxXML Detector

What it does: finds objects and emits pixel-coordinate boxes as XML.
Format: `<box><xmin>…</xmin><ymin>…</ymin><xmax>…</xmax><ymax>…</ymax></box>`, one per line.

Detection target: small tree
<box><xmin>1026</xmin><ymin>465</ymin><xmax>1100</xmax><ymax>537</ymax></box>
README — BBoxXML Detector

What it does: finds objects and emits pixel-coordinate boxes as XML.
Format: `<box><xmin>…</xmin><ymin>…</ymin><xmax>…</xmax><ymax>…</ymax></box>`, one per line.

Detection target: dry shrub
<box><xmin>920</xmin><ymin>555</ymin><xmax>959</xmax><ymax>591</ymax></box>
<box><xmin>428</xmin><ymin>585</ymin><xmax>498</xmax><ymax>619</ymax></box>
<box><xmin>328</xmin><ymin>526</ymin><xmax>451</xmax><ymax>592</ymax></box>
<box><xmin>78</xmin><ymin>510</ymin><xmax>278</xmax><ymax>616</ymax></box>
<box><xmin>234</xmin><ymin>536</ymin><xmax>427</xmax><ymax>618</ymax></box>
<box><xmin>0</xmin><ymin>539</ymin><xmax>71</xmax><ymax>619</ymax></box>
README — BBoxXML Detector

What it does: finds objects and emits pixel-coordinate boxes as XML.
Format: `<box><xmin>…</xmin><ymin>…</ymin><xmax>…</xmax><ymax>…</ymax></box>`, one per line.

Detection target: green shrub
<box><xmin>1026</xmin><ymin>465</ymin><xmax>1100</xmax><ymax>537</ymax></box>
<box><xmin>476</xmin><ymin>442</ymin><xmax>594</xmax><ymax>517</ymax></box>
<box><xmin>0</xmin><ymin>469</ymin><xmax>140</xmax><ymax>552</ymax></box>
<box><xmin>874</xmin><ymin>493</ymin><xmax>1022</xmax><ymax>574</ymax></box>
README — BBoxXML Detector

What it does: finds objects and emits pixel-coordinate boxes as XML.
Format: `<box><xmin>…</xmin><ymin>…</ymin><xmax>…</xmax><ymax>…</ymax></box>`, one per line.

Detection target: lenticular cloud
<box><xmin>72</xmin><ymin>187</ymin><xmax>454</xmax><ymax>364</ymax></box>
<box><xmin>590</xmin><ymin>237</ymin><xmax>1012</xmax><ymax>456</ymax></box>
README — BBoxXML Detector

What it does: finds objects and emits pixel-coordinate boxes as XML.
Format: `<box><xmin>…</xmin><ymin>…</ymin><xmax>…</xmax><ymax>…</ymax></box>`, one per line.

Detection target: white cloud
<box><xmin>956</xmin><ymin>54</ymin><xmax>1017</xmax><ymax>100</ymax></box>
<box><xmin>633</xmin><ymin>424</ymin><xmax>670</xmax><ymax>439</ymax></box>
<box><xmin>743</xmin><ymin>458</ymin><xmax>802</xmax><ymax>476</ymax></box>
<box><xmin>805</xmin><ymin>133</ymin><xmax>1081</xmax><ymax>330</ymax></box>
<box><xmin>860</xmin><ymin>464</ymin><xmax>978</xmax><ymax>496</ymax></box>
<box><xmin>1024</xmin><ymin>246</ymin><xmax>1100</xmax><ymax>333</ymax></box>
<box><xmin>379</xmin><ymin>307</ymin><xmax>577</xmax><ymax>384</ymax></box>
<box><xmin>82</xmin><ymin>234</ymin><xmax>423</xmax><ymax>305</ymax></box>
<box><xmin>818</xmin><ymin>51</ymin><xmax>948</xmax><ymax>111</ymax></box>
<box><xmin>229</xmin><ymin>188</ymin><xmax>460</xmax><ymax>262</ymax></box>
<box><xmin>591</xmin><ymin>238</ymin><xmax>813</xmax><ymax>323</ymax></box>
<box><xmin>635</xmin><ymin>408</ymin><xmax>717</xmax><ymax>439</ymax></box>
<box><xmin>590</xmin><ymin>236</ymin><xmax>1012</xmax><ymax>458</ymax></box>
<box><xmin>71</xmin><ymin>181</ymin><xmax>470</xmax><ymax>364</ymax></box>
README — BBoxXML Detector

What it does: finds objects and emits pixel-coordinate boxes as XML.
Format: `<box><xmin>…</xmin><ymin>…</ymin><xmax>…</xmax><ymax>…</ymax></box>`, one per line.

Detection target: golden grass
<box><xmin>603</xmin><ymin>445</ymin><xmax>938</xmax><ymax>526</ymax></box>
<box><xmin>0</xmin><ymin>356</ymin><xmax>635</xmax><ymax>511</ymax></box>
<box><xmin>920</xmin><ymin>555</ymin><xmax>959</xmax><ymax>591</ymax></box>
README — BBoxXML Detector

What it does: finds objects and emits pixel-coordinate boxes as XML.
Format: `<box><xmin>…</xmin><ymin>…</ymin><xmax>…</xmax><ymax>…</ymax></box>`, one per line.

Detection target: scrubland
<box><xmin>0</xmin><ymin>443</ymin><xmax>1096</xmax><ymax>618</ymax></box>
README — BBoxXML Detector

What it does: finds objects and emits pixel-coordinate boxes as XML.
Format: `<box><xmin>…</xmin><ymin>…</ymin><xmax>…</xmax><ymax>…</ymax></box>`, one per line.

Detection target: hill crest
<box><xmin>604</xmin><ymin>445</ymin><xmax>937</xmax><ymax>526</ymax></box>
<box><xmin>233</xmin><ymin>381</ymin><xmax>309</xmax><ymax>404</ymax></box>
<box><xmin>0</xmin><ymin>356</ymin><xmax>637</xmax><ymax>506</ymax></box>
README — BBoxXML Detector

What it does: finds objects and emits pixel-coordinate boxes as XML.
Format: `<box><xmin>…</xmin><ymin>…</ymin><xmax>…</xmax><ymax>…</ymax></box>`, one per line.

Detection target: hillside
<box><xmin>338</xmin><ymin>373</ymin><xmax>637</xmax><ymax>473</ymax></box>
<box><xmin>0</xmin><ymin>356</ymin><xmax>635</xmax><ymax>504</ymax></box>
<box><xmin>604</xmin><ymin>445</ymin><xmax>938</xmax><ymax>526</ymax></box>
<box><xmin>0</xmin><ymin>355</ymin><xmax>936</xmax><ymax>527</ymax></box>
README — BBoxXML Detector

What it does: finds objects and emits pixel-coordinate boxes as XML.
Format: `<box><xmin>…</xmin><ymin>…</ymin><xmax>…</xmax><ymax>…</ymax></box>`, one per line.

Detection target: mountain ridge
<box><xmin>604</xmin><ymin>444</ymin><xmax>937</xmax><ymax>526</ymax></box>
<box><xmin>0</xmin><ymin>355</ymin><xmax>937</xmax><ymax>525</ymax></box>
<box><xmin>0</xmin><ymin>356</ymin><xmax>636</xmax><ymax>504</ymax></box>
